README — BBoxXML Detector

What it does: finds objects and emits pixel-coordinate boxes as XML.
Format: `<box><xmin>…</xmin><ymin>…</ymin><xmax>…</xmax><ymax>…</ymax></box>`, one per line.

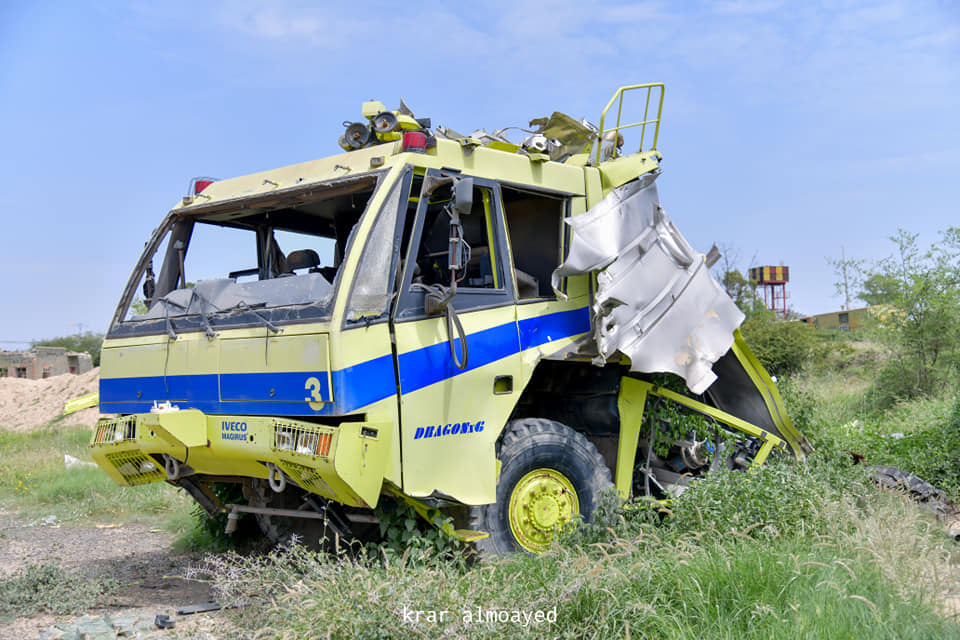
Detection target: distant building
<box><xmin>0</xmin><ymin>346</ymin><xmax>93</xmax><ymax>379</ymax></box>
<box><xmin>800</xmin><ymin>306</ymin><xmax>879</xmax><ymax>331</ymax></box>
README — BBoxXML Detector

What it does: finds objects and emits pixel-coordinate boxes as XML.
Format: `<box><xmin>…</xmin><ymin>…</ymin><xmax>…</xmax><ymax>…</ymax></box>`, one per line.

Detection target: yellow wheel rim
<box><xmin>508</xmin><ymin>468</ymin><xmax>579</xmax><ymax>552</ymax></box>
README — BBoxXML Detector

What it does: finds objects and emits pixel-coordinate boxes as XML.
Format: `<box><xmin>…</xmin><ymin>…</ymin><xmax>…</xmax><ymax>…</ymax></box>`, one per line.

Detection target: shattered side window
<box><xmin>345</xmin><ymin>173</ymin><xmax>408</xmax><ymax>320</ymax></box>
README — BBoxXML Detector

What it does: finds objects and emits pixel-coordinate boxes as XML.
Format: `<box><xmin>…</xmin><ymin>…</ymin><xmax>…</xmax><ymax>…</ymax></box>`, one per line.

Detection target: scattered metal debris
<box><xmin>154</xmin><ymin>614</ymin><xmax>175</xmax><ymax>629</ymax></box>
<box><xmin>176</xmin><ymin>601</ymin><xmax>224</xmax><ymax>615</ymax></box>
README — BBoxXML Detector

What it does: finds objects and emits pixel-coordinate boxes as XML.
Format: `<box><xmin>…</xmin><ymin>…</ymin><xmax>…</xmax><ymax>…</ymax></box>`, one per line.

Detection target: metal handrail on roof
<box><xmin>595</xmin><ymin>83</ymin><xmax>665</xmax><ymax>164</ymax></box>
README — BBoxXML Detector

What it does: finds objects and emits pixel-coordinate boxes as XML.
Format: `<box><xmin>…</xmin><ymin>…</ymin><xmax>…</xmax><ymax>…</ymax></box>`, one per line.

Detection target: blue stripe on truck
<box><xmin>100</xmin><ymin>307</ymin><xmax>591</xmax><ymax>416</ymax></box>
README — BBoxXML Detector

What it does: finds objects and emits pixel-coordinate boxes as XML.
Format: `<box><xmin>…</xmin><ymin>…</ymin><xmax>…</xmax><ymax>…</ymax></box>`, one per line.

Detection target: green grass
<box><xmin>0</xmin><ymin>420</ymin><xmax>195</xmax><ymax>531</ymax></box>
<box><xmin>202</xmin><ymin>470</ymin><xmax>959</xmax><ymax>639</ymax></box>
<box><xmin>783</xmin><ymin>346</ymin><xmax>960</xmax><ymax>502</ymax></box>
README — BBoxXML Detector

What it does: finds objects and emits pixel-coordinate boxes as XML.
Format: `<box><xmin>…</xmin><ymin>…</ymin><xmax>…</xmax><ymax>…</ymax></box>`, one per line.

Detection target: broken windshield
<box><xmin>109</xmin><ymin>173</ymin><xmax>385</xmax><ymax>338</ymax></box>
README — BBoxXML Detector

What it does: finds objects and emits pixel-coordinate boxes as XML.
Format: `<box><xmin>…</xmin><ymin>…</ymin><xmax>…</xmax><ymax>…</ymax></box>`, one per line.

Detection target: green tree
<box><xmin>720</xmin><ymin>268</ymin><xmax>764</xmax><ymax>314</ymax></box>
<box><xmin>849</xmin><ymin>228</ymin><xmax>960</xmax><ymax>404</ymax></box>
<box><xmin>739</xmin><ymin>312</ymin><xmax>818</xmax><ymax>377</ymax></box>
<box><xmin>858</xmin><ymin>272</ymin><xmax>902</xmax><ymax>306</ymax></box>
<box><xmin>31</xmin><ymin>331</ymin><xmax>104</xmax><ymax>367</ymax></box>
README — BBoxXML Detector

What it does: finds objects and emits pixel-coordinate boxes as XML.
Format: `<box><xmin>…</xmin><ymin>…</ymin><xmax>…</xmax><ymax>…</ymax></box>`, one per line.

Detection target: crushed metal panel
<box><xmin>552</xmin><ymin>173</ymin><xmax>743</xmax><ymax>394</ymax></box>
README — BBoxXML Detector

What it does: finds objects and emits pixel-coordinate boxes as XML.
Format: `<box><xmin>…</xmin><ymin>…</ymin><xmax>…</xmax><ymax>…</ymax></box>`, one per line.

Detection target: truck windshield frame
<box><xmin>108</xmin><ymin>171</ymin><xmax>389</xmax><ymax>339</ymax></box>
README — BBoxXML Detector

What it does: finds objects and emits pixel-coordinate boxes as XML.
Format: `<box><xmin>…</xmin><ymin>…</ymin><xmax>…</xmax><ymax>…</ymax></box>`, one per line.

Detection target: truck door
<box><xmin>391</xmin><ymin>172</ymin><xmax>521</xmax><ymax>503</ymax></box>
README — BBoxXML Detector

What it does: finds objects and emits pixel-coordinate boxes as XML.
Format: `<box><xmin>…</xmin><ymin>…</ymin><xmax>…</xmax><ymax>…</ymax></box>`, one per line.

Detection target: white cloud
<box><xmin>147</xmin><ymin>0</ymin><xmax>956</xmax><ymax>123</ymax></box>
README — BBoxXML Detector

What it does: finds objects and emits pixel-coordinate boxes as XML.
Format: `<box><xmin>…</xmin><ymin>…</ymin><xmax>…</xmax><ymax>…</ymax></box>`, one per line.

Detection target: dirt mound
<box><xmin>0</xmin><ymin>368</ymin><xmax>103</xmax><ymax>432</ymax></box>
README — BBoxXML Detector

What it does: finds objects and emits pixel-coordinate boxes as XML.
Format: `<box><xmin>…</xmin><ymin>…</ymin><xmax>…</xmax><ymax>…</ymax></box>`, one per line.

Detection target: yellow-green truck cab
<box><xmin>91</xmin><ymin>85</ymin><xmax>810</xmax><ymax>554</ymax></box>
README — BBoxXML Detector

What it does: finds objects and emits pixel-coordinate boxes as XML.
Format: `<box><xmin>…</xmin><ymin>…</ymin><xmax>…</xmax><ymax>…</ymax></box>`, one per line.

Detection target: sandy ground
<box><xmin>0</xmin><ymin>368</ymin><xmax>102</xmax><ymax>432</ymax></box>
<box><xmin>0</xmin><ymin>509</ymin><xmax>226</xmax><ymax>639</ymax></box>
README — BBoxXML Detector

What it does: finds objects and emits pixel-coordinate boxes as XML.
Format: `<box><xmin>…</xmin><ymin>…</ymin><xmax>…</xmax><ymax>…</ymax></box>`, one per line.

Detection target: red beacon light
<box><xmin>183</xmin><ymin>176</ymin><xmax>218</xmax><ymax>206</ymax></box>
<box><xmin>400</xmin><ymin>131</ymin><xmax>428</xmax><ymax>153</ymax></box>
<box><xmin>189</xmin><ymin>176</ymin><xmax>217</xmax><ymax>195</ymax></box>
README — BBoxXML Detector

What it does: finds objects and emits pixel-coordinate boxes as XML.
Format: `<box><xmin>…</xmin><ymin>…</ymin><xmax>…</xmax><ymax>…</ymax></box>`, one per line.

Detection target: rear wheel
<box><xmin>469</xmin><ymin>418</ymin><xmax>612</xmax><ymax>555</ymax></box>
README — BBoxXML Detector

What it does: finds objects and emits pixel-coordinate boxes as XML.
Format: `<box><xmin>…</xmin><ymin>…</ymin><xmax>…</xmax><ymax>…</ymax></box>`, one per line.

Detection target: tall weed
<box><xmin>0</xmin><ymin>561</ymin><xmax>117</xmax><ymax>619</ymax></box>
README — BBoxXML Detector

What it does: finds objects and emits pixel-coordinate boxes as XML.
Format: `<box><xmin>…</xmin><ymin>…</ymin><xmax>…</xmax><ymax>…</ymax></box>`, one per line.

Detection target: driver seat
<box><xmin>283</xmin><ymin>249</ymin><xmax>321</xmax><ymax>273</ymax></box>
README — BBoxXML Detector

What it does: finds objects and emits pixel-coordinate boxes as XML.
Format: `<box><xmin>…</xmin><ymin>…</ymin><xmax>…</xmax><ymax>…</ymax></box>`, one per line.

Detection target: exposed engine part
<box><xmin>729</xmin><ymin>439</ymin><xmax>762</xmax><ymax>470</ymax></box>
<box><xmin>667</xmin><ymin>439</ymin><xmax>715</xmax><ymax>473</ymax></box>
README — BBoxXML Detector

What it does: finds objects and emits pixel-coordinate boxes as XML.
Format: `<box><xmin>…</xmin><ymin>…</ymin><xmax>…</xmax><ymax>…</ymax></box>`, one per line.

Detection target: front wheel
<box><xmin>469</xmin><ymin>418</ymin><xmax>612</xmax><ymax>555</ymax></box>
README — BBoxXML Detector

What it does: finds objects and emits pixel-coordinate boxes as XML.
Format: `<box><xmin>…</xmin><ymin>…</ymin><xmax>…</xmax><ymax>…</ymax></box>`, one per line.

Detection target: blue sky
<box><xmin>1</xmin><ymin>1</ymin><xmax>957</xmax><ymax>347</ymax></box>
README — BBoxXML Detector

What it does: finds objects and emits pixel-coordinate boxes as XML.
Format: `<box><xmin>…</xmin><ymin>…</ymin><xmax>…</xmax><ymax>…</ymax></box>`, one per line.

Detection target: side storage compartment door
<box><xmin>392</xmin><ymin>173</ymin><xmax>521</xmax><ymax>504</ymax></box>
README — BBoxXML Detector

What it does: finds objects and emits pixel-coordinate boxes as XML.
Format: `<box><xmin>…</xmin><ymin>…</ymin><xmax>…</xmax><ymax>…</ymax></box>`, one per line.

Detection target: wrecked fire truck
<box><xmin>89</xmin><ymin>84</ymin><xmax>811</xmax><ymax>554</ymax></box>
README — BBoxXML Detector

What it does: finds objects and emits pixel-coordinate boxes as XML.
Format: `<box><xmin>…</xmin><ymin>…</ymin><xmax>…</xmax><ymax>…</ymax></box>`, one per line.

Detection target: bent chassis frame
<box><xmin>614</xmin><ymin>378</ymin><xmax>788</xmax><ymax>499</ymax></box>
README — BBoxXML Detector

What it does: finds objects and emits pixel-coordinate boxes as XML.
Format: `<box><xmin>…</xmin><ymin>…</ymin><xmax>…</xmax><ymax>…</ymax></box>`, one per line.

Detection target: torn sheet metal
<box><xmin>552</xmin><ymin>172</ymin><xmax>743</xmax><ymax>394</ymax></box>
<box><xmin>528</xmin><ymin>112</ymin><xmax>598</xmax><ymax>161</ymax></box>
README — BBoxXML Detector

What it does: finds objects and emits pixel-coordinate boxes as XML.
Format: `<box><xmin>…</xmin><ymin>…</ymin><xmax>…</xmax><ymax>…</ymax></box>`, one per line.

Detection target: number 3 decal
<box><xmin>304</xmin><ymin>376</ymin><xmax>324</xmax><ymax>402</ymax></box>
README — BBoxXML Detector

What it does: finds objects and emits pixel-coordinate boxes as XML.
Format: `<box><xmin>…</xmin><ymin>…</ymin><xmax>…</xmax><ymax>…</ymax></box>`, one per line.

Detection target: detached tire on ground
<box><xmin>870</xmin><ymin>465</ymin><xmax>953</xmax><ymax>522</ymax></box>
<box><xmin>469</xmin><ymin>418</ymin><xmax>612</xmax><ymax>555</ymax></box>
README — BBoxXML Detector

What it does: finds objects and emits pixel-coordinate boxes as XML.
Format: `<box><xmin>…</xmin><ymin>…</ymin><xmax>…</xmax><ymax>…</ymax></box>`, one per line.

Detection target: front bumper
<box><xmin>90</xmin><ymin>410</ymin><xmax>390</xmax><ymax>508</ymax></box>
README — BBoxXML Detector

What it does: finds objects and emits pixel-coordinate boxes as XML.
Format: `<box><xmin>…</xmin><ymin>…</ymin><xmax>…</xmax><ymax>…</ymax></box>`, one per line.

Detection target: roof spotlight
<box><xmin>372</xmin><ymin>111</ymin><xmax>399</xmax><ymax>134</ymax></box>
<box><xmin>344</xmin><ymin>122</ymin><xmax>371</xmax><ymax>148</ymax></box>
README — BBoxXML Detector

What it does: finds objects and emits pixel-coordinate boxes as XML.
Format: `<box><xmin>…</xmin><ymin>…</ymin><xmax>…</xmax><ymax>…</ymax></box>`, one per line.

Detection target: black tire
<box><xmin>246</xmin><ymin>479</ymin><xmax>375</xmax><ymax>552</ymax></box>
<box><xmin>247</xmin><ymin>479</ymin><xmax>329</xmax><ymax>550</ymax></box>
<box><xmin>469</xmin><ymin>418</ymin><xmax>612</xmax><ymax>556</ymax></box>
<box><xmin>869</xmin><ymin>465</ymin><xmax>953</xmax><ymax>521</ymax></box>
